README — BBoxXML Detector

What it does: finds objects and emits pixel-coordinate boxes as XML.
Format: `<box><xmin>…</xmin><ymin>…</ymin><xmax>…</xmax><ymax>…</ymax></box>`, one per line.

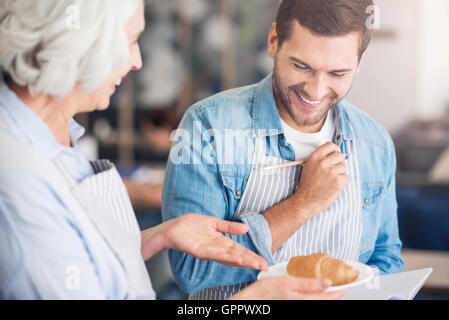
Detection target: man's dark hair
<box><xmin>275</xmin><ymin>0</ymin><xmax>375</xmax><ymax>60</ymax></box>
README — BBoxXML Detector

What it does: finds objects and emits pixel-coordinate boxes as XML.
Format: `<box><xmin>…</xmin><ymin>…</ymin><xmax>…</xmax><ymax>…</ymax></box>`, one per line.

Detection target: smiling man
<box><xmin>162</xmin><ymin>0</ymin><xmax>404</xmax><ymax>300</ymax></box>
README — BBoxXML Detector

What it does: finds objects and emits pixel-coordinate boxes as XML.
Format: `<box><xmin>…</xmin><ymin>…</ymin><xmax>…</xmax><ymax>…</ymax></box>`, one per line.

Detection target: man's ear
<box><xmin>267</xmin><ymin>23</ymin><xmax>279</xmax><ymax>59</ymax></box>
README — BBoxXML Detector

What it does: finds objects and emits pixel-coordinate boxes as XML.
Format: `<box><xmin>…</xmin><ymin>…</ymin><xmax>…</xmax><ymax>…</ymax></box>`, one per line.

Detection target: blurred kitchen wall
<box><xmin>347</xmin><ymin>0</ymin><xmax>449</xmax><ymax>135</ymax></box>
<box><xmin>416</xmin><ymin>0</ymin><xmax>449</xmax><ymax>122</ymax></box>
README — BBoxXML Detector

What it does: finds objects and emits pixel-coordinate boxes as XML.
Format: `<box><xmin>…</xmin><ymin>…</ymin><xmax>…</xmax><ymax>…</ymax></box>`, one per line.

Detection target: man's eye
<box><xmin>330</xmin><ymin>72</ymin><xmax>345</xmax><ymax>78</ymax></box>
<box><xmin>293</xmin><ymin>64</ymin><xmax>309</xmax><ymax>71</ymax></box>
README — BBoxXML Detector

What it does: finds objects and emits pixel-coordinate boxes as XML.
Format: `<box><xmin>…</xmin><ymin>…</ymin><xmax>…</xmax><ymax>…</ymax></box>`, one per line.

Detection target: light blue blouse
<box><xmin>0</xmin><ymin>76</ymin><xmax>129</xmax><ymax>299</ymax></box>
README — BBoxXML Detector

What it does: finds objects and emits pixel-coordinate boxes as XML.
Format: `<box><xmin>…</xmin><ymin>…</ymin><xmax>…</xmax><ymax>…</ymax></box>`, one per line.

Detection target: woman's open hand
<box><xmin>164</xmin><ymin>214</ymin><xmax>267</xmax><ymax>271</ymax></box>
<box><xmin>229</xmin><ymin>277</ymin><xmax>346</xmax><ymax>300</ymax></box>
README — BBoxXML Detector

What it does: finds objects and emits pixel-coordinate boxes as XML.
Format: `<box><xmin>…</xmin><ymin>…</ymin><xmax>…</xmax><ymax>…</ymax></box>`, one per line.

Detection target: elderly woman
<box><xmin>0</xmin><ymin>0</ymin><xmax>344</xmax><ymax>300</ymax></box>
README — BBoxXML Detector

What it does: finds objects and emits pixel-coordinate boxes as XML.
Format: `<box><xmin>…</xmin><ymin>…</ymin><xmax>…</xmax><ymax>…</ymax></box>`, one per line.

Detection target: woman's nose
<box><xmin>132</xmin><ymin>45</ymin><xmax>143</xmax><ymax>71</ymax></box>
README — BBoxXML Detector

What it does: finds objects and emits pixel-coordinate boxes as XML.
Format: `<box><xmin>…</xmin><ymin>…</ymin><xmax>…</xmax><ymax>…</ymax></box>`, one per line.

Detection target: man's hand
<box><xmin>229</xmin><ymin>276</ymin><xmax>346</xmax><ymax>300</ymax></box>
<box><xmin>263</xmin><ymin>142</ymin><xmax>349</xmax><ymax>252</ymax></box>
<box><xmin>293</xmin><ymin>142</ymin><xmax>349</xmax><ymax>218</ymax></box>
<box><xmin>163</xmin><ymin>214</ymin><xmax>268</xmax><ymax>271</ymax></box>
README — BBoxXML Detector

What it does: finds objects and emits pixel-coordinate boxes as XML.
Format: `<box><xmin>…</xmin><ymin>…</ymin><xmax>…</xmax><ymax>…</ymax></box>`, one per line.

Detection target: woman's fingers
<box><xmin>286</xmin><ymin>277</ymin><xmax>346</xmax><ymax>299</ymax></box>
<box><xmin>174</xmin><ymin>214</ymin><xmax>267</xmax><ymax>270</ymax></box>
<box><xmin>220</xmin><ymin>239</ymin><xmax>268</xmax><ymax>270</ymax></box>
<box><xmin>301</xmin><ymin>290</ymin><xmax>347</xmax><ymax>300</ymax></box>
<box><xmin>206</xmin><ymin>248</ymin><xmax>267</xmax><ymax>270</ymax></box>
<box><xmin>288</xmin><ymin>277</ymin><xmax>332</xmax><ymax>292</ymax></box>
<box><xmin>214</xmin><ymin>218</ymin><xmax>250</xmax><ymax>235</ymax></box>
<box><xmin>230</xmin><ymin>276</ymin><xmax>346</xmax><ymax>300</ymax></box>
<box><xmin>195</xmin><ymin>229</ymin><xmax>267</xmax><ymax>270</ymax></box>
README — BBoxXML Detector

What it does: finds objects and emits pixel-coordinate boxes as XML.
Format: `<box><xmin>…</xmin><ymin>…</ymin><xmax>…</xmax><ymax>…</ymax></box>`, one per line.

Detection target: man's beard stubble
<box><xmin>273</xmin><ymin>64</ymin><xmax>340</xmax><ymax>129</ymax></box>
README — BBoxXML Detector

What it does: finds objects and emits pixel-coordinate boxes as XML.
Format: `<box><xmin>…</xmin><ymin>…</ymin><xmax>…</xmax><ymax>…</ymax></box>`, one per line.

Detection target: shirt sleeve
<box><xmin>366</xmin><ymin>137</ymin><xmax>404</xmax><ymax>275</ymax></box>
<box><xmin>0</xmin><ymin>167</ymin><xmax>109</xmax><ymax>300</ymax></box>
<box><xmin>161</xmin><ymin>106</ymin><xmax>267</xmax><ymax>294</ymax></box>
<box><xmin>238</xmin><ymin>211</ymin><xmax>276</xmax><ymax>265</ymax></box>
<box><xmin>366</xmin><ymin>178</ymin><xmax>404</xmax><ymax>274</ymax></box>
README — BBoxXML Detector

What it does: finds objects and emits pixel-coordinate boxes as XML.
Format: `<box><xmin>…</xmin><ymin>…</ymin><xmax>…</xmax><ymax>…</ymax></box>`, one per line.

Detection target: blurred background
<box><xmin>74</xmin><ymin>0</ymin><xmax>449</xmax><ymax>300</ymax></box>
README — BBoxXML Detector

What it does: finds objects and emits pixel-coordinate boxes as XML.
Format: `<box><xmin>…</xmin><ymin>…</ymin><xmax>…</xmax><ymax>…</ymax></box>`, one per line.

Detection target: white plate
<box><xmin>257</xmin><ymin>260</ymin><xmax>377</xmax><ymax>292</ymax></box>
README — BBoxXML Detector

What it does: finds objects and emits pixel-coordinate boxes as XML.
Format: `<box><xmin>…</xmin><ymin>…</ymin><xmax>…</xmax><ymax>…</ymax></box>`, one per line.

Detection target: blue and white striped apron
<box><xmin>54</xmin><ymin>159</ymin><xmax>156</xmax><ymax>300</ymax></box>
<box><xmin>190</xmin><ymin>129</ymin><xmax>363</xmax><ymax>300</ymax></box>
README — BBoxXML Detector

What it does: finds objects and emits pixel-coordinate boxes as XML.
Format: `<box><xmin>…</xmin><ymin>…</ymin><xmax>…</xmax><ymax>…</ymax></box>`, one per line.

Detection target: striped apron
<box><xmin>54</xmin><ymin>159</ymin><xmax>156</xmax><ymax>300</ymax></box>
<box><xmin>190</xmin><ymin>132</ymin><xmax>363</xmax><ymax>300</ymax></box>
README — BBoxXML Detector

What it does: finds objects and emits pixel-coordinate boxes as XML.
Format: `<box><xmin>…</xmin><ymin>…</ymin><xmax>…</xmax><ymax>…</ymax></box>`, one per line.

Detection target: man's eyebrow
<box><xmin>289</xmin><ymin>56</ymin><xmax>353</xmax><ymax>73</ymax></box>
<box><xmin>329</xmin><ymin>67</ymin><xmax>353</xmax><ymax>73</ymax></box>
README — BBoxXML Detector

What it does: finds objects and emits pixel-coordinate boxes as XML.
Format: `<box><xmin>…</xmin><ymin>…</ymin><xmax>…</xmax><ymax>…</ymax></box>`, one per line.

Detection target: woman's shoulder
<box><xmin>0</xmin><ymin>130</ymin><xmax>71</xmax><ymax>215</ymax></box>
<box><xmin>0</xmin><ymin>129</ymin><xmax>55</xmax><ymax>177</ymax></box>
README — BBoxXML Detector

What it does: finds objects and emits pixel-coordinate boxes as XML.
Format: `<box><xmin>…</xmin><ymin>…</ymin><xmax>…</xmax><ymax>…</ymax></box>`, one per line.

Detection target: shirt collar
<box><xmin>252</xmin><ymin>72</ymin><xmax>354</xmax><ymax>141</ymax></box>
<box><xmin>335</xmin><ymin>101</ymin><xmax>355</xmax><ymax>141</ymax></box>
<box><xmin>252</xmin><ymin>73</ymin><xmax>283</xmax><ymax>136</ymax></box>
<box><xmin>0</xmin><ymin>75</ymin><xmax>86</xmax><ymax>159</ymax></box>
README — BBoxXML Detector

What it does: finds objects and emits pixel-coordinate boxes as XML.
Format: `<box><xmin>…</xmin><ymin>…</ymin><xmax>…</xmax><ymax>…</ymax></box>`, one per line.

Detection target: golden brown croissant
<box><xmin>286</xmin><ymin>253</ymin><xmax>359</xmax><ymax>286</ymax></box>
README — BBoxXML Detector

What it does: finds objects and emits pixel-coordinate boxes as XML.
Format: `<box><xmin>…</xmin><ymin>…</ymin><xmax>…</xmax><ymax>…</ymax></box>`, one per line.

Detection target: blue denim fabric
<box><xmin>162</xmin><ymin>73</ymin><xmax>404</xmax><ymax>293</ymax></box>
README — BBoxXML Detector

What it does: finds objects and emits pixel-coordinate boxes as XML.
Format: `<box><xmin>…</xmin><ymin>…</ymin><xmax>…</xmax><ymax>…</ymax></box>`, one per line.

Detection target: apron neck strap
<box><xmin>53</xmin><ymin>159</ymin><xmax>78</xmax><ymax>188</ymax></box>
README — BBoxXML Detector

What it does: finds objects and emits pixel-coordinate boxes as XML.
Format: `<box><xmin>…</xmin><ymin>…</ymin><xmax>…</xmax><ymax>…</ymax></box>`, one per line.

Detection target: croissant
<box><xmin>286</xmin><ymin>253</ymin><xmax>359</xmax><ymax>286</ymax></box>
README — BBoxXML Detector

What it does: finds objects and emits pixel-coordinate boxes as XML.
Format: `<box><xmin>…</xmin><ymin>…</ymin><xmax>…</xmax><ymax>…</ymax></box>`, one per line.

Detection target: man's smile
<box><xmin>292</xmin><ymin>89</ymin><xmax>325</xmax><ymax>110</ymax></box>
<box><xmin>300</xmin><ymin>95</ymin><xmax>321</xmax><ymax>105</ymax></box>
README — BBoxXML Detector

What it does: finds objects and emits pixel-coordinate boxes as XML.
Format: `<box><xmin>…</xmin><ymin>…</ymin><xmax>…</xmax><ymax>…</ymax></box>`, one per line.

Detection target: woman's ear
<box><xmin>267</xmin><ymin>23</ymin><xmax>279</xmax><ymax>59</ymax></box>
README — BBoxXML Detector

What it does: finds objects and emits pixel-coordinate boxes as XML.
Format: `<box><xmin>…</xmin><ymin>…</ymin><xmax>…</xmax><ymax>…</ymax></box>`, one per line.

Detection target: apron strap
<box><xmin>53</xmin><ymin>159</ymin><xmax>78</xmax><ymax>189</ymax></box>
<box><xmin>90</xmin><ymin>159</ymin><xmax>114</xmax><ymax>174</ymax></box>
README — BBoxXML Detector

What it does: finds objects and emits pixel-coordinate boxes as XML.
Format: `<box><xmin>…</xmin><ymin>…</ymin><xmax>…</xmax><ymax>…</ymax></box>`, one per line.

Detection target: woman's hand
<box><xmin>164</xmin><ymin>214</ymin><xmax>268</xmax><ymax>271</ymax></box>
<box><xmin>141</xmin><ymin>214</ymin><xmax>267</xmax><ymax>271</ymax></box>
<box><xmin>229</xmin><ymin>277</ymin><xmax>346</xmax><ymax>300</ymax></box>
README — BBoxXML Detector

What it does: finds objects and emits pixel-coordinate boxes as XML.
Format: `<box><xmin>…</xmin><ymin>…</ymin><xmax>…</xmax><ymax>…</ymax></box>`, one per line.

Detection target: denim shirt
<box><xmin>162</xmin><ymin>73</ymin><xmax>404</xmax><ymax>294</ymax></box>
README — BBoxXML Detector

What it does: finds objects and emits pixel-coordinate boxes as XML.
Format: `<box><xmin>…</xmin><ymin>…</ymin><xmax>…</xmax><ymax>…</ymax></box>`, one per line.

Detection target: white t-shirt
<box><xmin>281</xmin><ymin>109</ymin><xmax>336</xmax><ymax>161</ymax></box>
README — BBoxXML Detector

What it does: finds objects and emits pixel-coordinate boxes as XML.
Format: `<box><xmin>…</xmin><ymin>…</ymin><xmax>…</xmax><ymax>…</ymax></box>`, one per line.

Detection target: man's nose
<box><xmin>303</xmin><ymin>72</ymin><xmax>327</xmax><ymax>101</ymax></box>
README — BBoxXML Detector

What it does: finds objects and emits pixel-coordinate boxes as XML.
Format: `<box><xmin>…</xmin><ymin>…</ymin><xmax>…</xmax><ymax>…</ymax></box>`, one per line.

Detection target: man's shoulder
<box><xmin>339</xmin><ymin>100</ymin><xmax>394</xmax><ymax>150</ymax></box>
<box><xmin>182</xmin><ymin>84</ymin><xmax>258</xmax><ymax>130</ymax></box>
<box><xmin>340</xmin><ymin>101</ymin><xmax>397</xmax><ymax>181</ymax></box>
<box><xmin>194</xmin><ymin>83</ymin><xmax>257</xmax><ymax>110</ymax></box>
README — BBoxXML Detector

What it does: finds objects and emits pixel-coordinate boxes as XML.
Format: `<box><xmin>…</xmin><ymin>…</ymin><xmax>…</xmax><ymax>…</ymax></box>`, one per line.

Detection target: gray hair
<box><xmin>0</xmin><ymin>0</ymin><xmax>141</xmax><ymax>98</ymax></box>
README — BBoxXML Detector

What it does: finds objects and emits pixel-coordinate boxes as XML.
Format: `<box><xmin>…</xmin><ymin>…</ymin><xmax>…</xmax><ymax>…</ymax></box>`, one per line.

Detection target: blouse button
<box><xmin>364</xmin><ymin>198</ymin><xmax>369</xmax><ymax>205</ymax></box>
<box><xmin>236</xmin><ymin>190</ymin><xmax>242</xmax><ymax>197</ymax></box>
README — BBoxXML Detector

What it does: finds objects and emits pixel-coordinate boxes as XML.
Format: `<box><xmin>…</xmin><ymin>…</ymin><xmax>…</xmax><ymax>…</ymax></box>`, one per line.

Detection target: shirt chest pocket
<box><xmin>361</xmin><ymin>181</ymin><xmax>386</xmax><ymax>209</ymax></box>
<box><xmin>220</xmin><ymin>173</ymin><xmax>247</xmax><ymax>199</ymax></box>
<box><xmin>220</xmin><ymin>172</ymin><xmax>249</xmax><ymax>219</ymax></box>
<box><xmin>359</xmin><ymin>181</ymin><xmax>386</xmax><ymax>256</ymax></box>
